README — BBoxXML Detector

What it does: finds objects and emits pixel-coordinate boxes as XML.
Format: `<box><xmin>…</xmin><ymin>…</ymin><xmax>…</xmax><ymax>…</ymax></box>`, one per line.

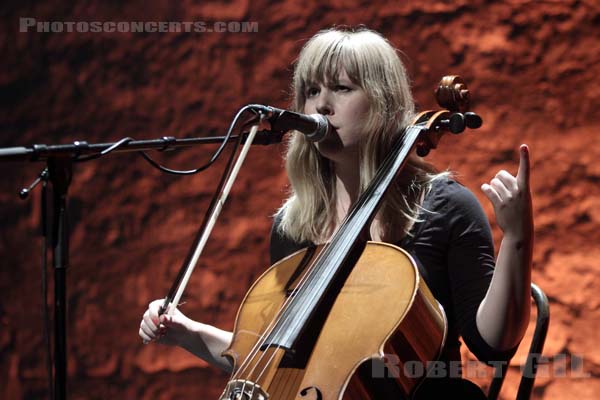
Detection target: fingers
<box><xmin>490</xmin><ymin>176</ymin><xmax>512</xmax><ymax>200</ymax></box>
<box><xmin>482</xmin><ymin>145</ymin><xmax>532</xmax><ymax>235</ymax></box>
<box><xmin>482</xmin><ymin>172</ymin><xmax>520</xmax><ymax>208</ymax></box>
<box><xmin>494</xmin><ymin>170</ymin><xmax>518</xmax><ymax>193</ymax></box>
<box><xmin>161</xmin><ymin>313</ymin><xmax>187</xmax><ymax>330</ymax></box>
<box><xmin>140</xmin><ymin>312</ymin><xmax>163</xmax><ymax>342</ymax></box>
<box><xmin>138</xmin><ymin>299</ymin><xmax>190</xmax><ymax>346</ymax></box>
<box><xmin>481</xmin><ymin>183</ymin><xmax>501</xmax><ymax>208</ymax></box>
<box><xmin>482</xmin><ymin>144</ymin><xmax>531</xmax><ymax>204</ymax></box>
<box><xmin>143</xmin><ymin>309</ymin><xmax>158</xmax><ymax>332</ymax></box>
<box><xmin>139</xmin><ymin>299</ymin><xmax>168</xmax><ymax>344</ymax></box>
<box><xmin>140</xmin><ymin>319</ymin><xmax>158</xmax><ymax>341</ymax></box>
<box><xmin>139</xmin><ymin>327</ymin><xmax>152</xmax><ymax>344</ymax></box>
<box><xmin>517</xmin><ymin>144</ymin><xmax>530</xmax><ymax>188</ymax></box>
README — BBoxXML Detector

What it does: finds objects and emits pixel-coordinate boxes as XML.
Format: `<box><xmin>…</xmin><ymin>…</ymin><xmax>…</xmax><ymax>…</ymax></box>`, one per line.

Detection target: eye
<box><xmin>306</xmin><ymin>86</ymin><xmax>320</xmax><ymax>97</ymax></box>
<box><xmin>334</xmin><ymin>85</ymin><xmax>352</xmax><ymax>92</ymax></box>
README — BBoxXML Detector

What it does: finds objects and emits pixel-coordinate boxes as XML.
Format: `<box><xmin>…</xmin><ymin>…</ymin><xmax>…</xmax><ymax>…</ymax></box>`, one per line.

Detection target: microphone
<box><xmin>251</xmin><ymin>105</ymin><xmax>330</xmax><ymax>142</ymax></box>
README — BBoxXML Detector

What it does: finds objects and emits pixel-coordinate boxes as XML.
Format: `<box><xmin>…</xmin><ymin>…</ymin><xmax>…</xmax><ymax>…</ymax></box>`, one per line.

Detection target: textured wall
<box><xmin>1</xmin><ymin>0</ymin><xmax>599</xmax><ymax>399</ymax></box>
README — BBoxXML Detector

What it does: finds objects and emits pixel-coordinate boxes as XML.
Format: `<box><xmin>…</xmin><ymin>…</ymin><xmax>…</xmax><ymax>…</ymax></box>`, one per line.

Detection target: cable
<box><xmin>135</xmin><ymin>106</ymin><xmax>260</xmax><ymax>175</ymax></box>
<box><xmin>72</xmin><ymin>105</ymin><xmax>261</xmax><ymax>176</ymax></box>
<box><xmin>74</xmin><ymin>137</ymin><xmax>135</xmax><ymax>162</ymax></box>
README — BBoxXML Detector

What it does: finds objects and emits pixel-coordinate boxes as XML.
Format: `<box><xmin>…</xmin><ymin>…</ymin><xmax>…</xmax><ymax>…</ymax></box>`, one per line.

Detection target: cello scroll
<box><xmin>415</xmin><ymin>75</ymin><xmax>483</xmax><ymax>157</ymax></box>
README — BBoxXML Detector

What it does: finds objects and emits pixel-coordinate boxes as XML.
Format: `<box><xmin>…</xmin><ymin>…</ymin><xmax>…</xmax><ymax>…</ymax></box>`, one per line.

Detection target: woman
<box><xmin>139</xmin><ymin>27</ymin><xmax>533</xmax><ymax>397</ymax></box>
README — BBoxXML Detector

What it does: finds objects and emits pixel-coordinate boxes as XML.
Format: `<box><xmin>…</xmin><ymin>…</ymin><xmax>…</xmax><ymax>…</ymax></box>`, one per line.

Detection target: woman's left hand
<box><xmin>481</xmin><ymin>144</ymin><xmax>533</xmax><ymax>239</ymax></box>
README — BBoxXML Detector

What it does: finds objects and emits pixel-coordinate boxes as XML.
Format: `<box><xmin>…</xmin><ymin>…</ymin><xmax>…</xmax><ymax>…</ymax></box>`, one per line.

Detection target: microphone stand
<box><xmin>0</xmin><ymin>131</ymin><xmax>284</xmax><ymax>161</ymax></box>
<box><xmin>48</xmin><ymin>156</ymin><xmax>71</xmax><ymax>400</ymax></box>
<box><xmin>0</xmin><ymin>128</ymin><xmax>284</xmax><ymax>400</ymax></box>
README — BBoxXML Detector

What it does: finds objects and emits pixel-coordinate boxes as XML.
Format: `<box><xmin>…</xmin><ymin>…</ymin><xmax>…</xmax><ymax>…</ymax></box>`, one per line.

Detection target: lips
<box><xmin>319</xmin><ymin>126</ymin><xmax>342</xmax><ymax>147</ymax></box>
<box><xmin>326</xmin><ymin>125</ymin><xmax>338</xmax><ymax>140</ymax></box>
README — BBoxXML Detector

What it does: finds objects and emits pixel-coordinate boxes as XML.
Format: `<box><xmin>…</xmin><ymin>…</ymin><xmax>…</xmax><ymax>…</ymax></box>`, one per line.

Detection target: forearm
<box><xmin>180</xmin><ymin>321</ymin><xmax>234</xmax><ymax>373</ymax></box>
<box><xmin>476</xmin><ymin>233</ymin><xmax>532</xmax><ymax>350</ymax></box>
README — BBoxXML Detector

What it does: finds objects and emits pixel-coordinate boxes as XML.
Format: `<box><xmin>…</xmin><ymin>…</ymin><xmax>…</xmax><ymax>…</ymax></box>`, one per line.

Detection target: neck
<box><xmin>332</xmin><ymin>154</ymin><xmax>361</xmax><ymax>223</ymax></box>
<box><xmin>332</xmin><ymin>155</ymin><xmax>390</xmax><ymax>242</ymax></box>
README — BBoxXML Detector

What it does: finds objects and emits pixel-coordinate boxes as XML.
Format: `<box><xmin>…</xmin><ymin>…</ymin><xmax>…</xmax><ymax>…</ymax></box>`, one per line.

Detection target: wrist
<box><xmin>181</xmin><ymin>319</ymin><xmax>205</xmax><ymax>347</ymax></box>
<box><xmin>501</xmin><ymin>234</ymin><xmax>533</xmax><ymax>258</ymax></box>
<box><xmin>502</xmin><ymin>226</ymin><xmax>533</xmax><ymax>243</ymax></box>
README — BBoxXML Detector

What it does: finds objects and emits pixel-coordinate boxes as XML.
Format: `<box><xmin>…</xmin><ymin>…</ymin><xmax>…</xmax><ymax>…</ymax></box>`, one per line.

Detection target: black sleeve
<box><xmin>445</xmin><ymin>184</ymin><xmax>519</xmax><ymax>365</ymax></box>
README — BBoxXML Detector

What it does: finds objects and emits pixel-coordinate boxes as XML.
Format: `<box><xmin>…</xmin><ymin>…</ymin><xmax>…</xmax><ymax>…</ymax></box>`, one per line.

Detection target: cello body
<box><xmin>220</xmin><ymin>242</ymin><xmax>447</xmax><ymax>399</ymax></box>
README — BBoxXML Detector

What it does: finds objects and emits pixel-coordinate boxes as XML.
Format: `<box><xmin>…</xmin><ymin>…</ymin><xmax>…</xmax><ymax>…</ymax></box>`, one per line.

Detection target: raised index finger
<box><xmin>517</xmin><ymin>144</ymin><xmax>530</xmax><ymax>188</ymax></box>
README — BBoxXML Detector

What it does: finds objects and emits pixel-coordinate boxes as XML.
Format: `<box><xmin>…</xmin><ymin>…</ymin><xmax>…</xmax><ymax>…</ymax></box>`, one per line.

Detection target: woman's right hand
<box><xmin>138</xmin><ymin>299</ymin><xmax>234</xmax><ymax>372</ymax></box>
<box><xmin>139</xmin><ymin>299</ymin><xmax>193</xmax><ymax>347</ymax></box>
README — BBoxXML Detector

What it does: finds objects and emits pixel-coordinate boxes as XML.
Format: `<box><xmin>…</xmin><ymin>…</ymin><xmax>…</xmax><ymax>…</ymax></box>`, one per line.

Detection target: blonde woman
<box><xmin>139</xmin><ymin>27</ymin><xmax>533</xmax><ymax>397</ymax></box>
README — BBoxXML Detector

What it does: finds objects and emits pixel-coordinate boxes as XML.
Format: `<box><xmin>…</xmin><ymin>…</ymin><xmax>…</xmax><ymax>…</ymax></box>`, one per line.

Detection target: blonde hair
<box><xmin>278</xmin><ymin>27</ymin><xmax>447</xmax><ymax>243</ymax></box>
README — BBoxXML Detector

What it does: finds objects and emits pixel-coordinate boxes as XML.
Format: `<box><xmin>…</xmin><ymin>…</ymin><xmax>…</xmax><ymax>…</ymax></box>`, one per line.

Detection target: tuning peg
<box><xmin>439</xmin><ymin>113</ymin><xmax>466</xmax><ymax>134</ymax></box>
<box><xmin>450</xmin><ymin>113</ymin><xmax>466</xmax><ymax>134</ymax></box>
<box><xmin>464</xmin><ymin>112</ymin><xmax>482</xmax><ymax>129</ymax></box>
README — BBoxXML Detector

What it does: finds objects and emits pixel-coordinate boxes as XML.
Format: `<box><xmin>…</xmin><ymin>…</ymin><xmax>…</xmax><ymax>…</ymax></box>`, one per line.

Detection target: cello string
<box><xmin>234</xmin><ymin>128</ymin><xmax>418</xmax><ymax>390</ymax></box>
<box><xmin>232</xmin><ymin>194</ymin><xmax>354</xmax><ymax>383</ymax></box>
<box><xmin>241</xmin><ymin>126</ymin><xmax>421</xmax><ymax>390</ymax></box>
<box><xmin>230</xmin><ymin>125</ymin><xmax>387</xmax><ymax>380</ymax></box>
<box><xmin>234</xmin><ymin>125</ymin><xmax>423</xmax><ymax>390</ymax></box>
<box><xmin>232</xmin><ymin>229</ymin><xmax>341</xmax><ymax>381</ymax></box>
<box><xmin>245</xmin><ymin>144</ymin><xmax>396</xmax><ymax>386</ymax></box>
<box><xmin>254</xmin><ymin>125</ymin><xmax>419</xmax><ymax>351</ymax></box>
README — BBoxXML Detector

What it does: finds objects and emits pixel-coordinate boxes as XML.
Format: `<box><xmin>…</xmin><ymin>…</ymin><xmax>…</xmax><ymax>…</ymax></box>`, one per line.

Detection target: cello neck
<box><xmin>262</xmin><ymin>124</ymin><xmax>426</xmax><ymax>351</ymax></box>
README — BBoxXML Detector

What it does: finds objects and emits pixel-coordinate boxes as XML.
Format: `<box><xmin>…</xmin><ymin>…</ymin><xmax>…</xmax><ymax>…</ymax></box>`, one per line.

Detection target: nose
<box><xmin>317</xmin><ymin>103</ymin><xmax>332</xmax><ymax>115</ymax></box>
<box><xmin>315</xmin><ymin>89</ymin><xmax>333</xmax><ymax>116</ymax></box>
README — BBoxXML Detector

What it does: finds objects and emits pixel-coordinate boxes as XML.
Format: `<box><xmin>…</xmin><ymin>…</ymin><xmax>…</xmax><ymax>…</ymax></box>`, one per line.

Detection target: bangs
<box><xmin>292</xmin><ymin>28</ymin><xmax>414</xmax><ymax>132</ymax></box>
<box><xmin>294</xmin><ymin>33</ymin><xmax>361</xmax><ymax>91</ymax></box>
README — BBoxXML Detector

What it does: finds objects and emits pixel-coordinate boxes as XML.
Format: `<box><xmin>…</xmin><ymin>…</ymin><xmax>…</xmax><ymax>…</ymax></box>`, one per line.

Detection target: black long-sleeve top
<box><xmin>269</xmin><ymin>178</ymin><xmax>518</xmax><ymax>366</ymax></box>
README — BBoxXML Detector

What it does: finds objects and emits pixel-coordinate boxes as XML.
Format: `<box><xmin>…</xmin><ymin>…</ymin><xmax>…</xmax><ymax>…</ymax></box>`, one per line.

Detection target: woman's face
<box><xmin>303</xmin><ymin>69</ymin><xmax>370</xmax><ymax>165</ymax></box>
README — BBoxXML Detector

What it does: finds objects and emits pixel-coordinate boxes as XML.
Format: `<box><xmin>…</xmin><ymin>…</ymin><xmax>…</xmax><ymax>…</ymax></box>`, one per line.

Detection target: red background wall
<box><xmin>1</xmin><ymin>1</ymin><xmax>599</xmax><ymax>398</ymax></box>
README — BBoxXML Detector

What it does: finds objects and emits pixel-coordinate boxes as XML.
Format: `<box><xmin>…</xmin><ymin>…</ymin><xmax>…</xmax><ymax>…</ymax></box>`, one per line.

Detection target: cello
<box><xmin>216</xmin><ymin>76</ymin><xmax>483</xmax><ymax>399</ymax></box>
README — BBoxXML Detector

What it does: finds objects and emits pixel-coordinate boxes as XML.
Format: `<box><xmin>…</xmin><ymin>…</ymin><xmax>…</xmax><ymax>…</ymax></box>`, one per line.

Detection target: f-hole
<box><xmin>299</xmin><ymin>386</ymin><xmax>323</xmax><ymax>400</ymax></box>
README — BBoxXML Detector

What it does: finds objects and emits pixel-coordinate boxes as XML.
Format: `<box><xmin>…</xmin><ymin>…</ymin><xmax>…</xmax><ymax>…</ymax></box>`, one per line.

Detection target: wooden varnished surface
<box><xmin>221</xmin><ymin>242</ymin><xmax>446</xmax><ymax>399</ymax></box>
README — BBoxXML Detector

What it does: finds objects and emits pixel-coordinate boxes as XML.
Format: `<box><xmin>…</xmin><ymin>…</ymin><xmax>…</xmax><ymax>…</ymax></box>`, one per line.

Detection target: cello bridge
<box><xmin>219</xmin><ymin>379</ymin><xmax>269</xmax><ymax>400</ymax></box>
